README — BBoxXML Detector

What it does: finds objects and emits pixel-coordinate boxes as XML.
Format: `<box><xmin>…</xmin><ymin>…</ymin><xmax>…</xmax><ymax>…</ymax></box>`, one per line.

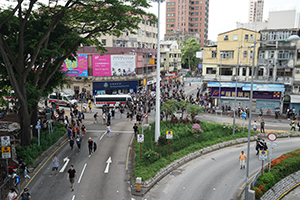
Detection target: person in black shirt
<box><xmin>88</xmin><ymin>137</ymin><xmax>94</xmax><ymax>157</ymax></box>
<box><xmin>67</xmin><ymin>165</ymin><xmax>77</xmax><ymax>191</ymax></box>
<box><xmin>133</xmin><ymin>123</ymin><xmax>139</xmax><ymax>136</ymax></box>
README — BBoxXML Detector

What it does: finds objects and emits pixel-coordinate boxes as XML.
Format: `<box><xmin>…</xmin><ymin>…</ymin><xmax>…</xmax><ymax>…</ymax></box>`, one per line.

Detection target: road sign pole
<box><xmin>140</xmin><ymin>143</ymin><xmax>142</xmax><ymax>161</ymax></box>
<box><xmin>261</xmin><ymin>160</ymin><xmax>264</xmax><ymax>176</ymax></box>
<box><xmin>6</xmin><ymin>159</ymin><xmax>8</xmax><ymax>175</ymax></box>
<box><xmin>243</xmin><ymin>118</ymin><xmax>245</xmax><ymax>132</ymax></box>
<box><xmin>169</xmin><ymin>139</ymin><xmax>171</xmax><ymax>158</ymax></box>
<box><xmin>38</xmin><ymin>129</ymin><xmax>40</xmax><ymax>146</ymax></box>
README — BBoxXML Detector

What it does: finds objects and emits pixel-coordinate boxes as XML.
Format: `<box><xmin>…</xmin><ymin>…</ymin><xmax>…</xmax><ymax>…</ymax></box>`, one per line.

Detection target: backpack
<box><xmin>21</xmin><ymin>193</ymin><xmax>29</xmax><ymax>200</ymax></box>
<box><xmin>94</xmin><ymin>114</ymin><xmax>97</xmax><ymax>118</ymax></box>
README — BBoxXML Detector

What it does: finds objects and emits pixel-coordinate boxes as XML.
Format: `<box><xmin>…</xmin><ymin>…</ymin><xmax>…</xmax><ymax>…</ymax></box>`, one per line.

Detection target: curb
<box><xmin>131</xmin><ymin>132</ymin><xmax>300</xmax><ymax>197</ymax></box>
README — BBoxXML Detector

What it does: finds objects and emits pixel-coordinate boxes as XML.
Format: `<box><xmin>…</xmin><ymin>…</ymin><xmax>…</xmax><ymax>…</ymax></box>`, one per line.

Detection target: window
<box><xmin>224</xmin><ymin>35</ymin><xmax>229</xmax><ymax>40</ymax></box>
<box><xmin>101</xmin><ymin>39</ymin><xmax>106</xmax><ymax>46</ymax></box>
<box><xmin>191</xmin><ymin>18</ymin><xmax>194</xmax><ymax>21</ymax></box>
<box><xmin>195</xmin><ymin>12</ymin><xmax>198</xmax><ymax>15</ymax></box>
<box><xmin>167</xmin><ymin>19</ymin><xmax>170</xmax><ymax>22</ymax></box>
<box><xmin>250</xmin><ymin>34</ymin><xmax>254</xmax><ymax>40</ymax></box>
<box><xmin>195</xmin><ymin>29</ymin><xmax>198</xmax><ymax>32</ymax></box>
<box><xmin>278</xmin><ymin>50</ymin><xmax>294</xmax><ymax>59</ymax></box>
<box><xmin>167</xmin><ymin>24</ymin><xmax>170</xmax><ymax>27</ymax></box>
<box><xmin>195</xmin><ymin>18</ymin><xmax>198</xmax><ymax>21</ymax></box>
<box><xmin>206</xmin><ymin>67</ymin><xmax>216</xmax><ymax>74</ymax></box>
<box><xmin>195</xmin><ymin>23</ymin><xmax>198</xmax><ymax>27</ymax></box>
<box><xmin>171</xmin><ymin>8</ymin><xmax>175</xmax><ymax>11</ymax></box>
<box><xmin>167</xmin><ymin>8</ymin><xmax>170</xmax><ymax>11</ymax></box>
<box><xmin>167</xmin><ymin>3</ymin><xmax>170</xmax><ymax>5</ymax></box>
<box><xmin>269</xmin><ymin>51</ymin><xmax>274</xmax><ymax>58</ymax></box>
<box><xmin>211</xmin><ymin>51</ymin><xmax>217</xmax><ymax>58</ymax></box>
<box><xmin>233</xmin><ymin>35</ymin><xmax>238</xmax><ymax>40</ymax></box>
<box><xmin>196</xmin><ymin>1</ymin><xmax>199</xmax><ymax>4</ymax></box>
<box><xmin>220</xmin><ymin>51</ymin><xmax>234</xmax><ymax>59</ymax></box>
<box><xmin>195</xmin><ymin>6</ymin><xmax>199</xmax><ymax>10</ymax></box>
<box><xmin>170</xmin><ymin>24</ymin><xmax>174</xmax><ymax>27</ymax></box>
<box><xmin>259</xmin><ymin>51</ymin><xmax>265</xmax><ymax>59</ymax></box>
<box><xmin>245</xmin><ymin>34</ymin><xmax>249</xmax><ymax>40</ymax></box>
<box><xmin>243</xmin><ymin>51</ymin><xmax>247</xmax><ymax>58</ymax></box>
<box><xmin>220</xmin><ymin>68</ymin><xmax>233</xmax><ymax>76</ymax></box>
<box><xmin>171</xmin><ymin>2</ymin><xmax>175</xmax><ymax>5</ymax></box>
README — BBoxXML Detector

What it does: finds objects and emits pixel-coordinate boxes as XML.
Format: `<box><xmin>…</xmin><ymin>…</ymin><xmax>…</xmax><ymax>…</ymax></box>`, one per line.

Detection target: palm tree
<box><xmin>178</xmin><ymin>100</ymin><xmax>188</xmax><ymax>119</ymax></box>
<box><xmin>161</xmin><ymin>99</ymin><xmax>177</xmax><ymax>123</ymax></box>
<box><xmin>187</xmin><ymin>104</ymin><xmax>204</xmax><ymax>121</ymax></box>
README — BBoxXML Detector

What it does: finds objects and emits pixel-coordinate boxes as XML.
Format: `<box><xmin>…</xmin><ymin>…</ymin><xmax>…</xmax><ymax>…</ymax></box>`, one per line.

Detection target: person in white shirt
<box><xmin>253</xmin><ymin>120</ymin><xmax>257</xmax><ymax>132</ymax></box>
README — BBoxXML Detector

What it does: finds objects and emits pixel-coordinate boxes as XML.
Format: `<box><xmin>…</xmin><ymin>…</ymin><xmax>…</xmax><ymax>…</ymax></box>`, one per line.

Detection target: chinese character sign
<box><xmin>61</xmin><ymin>54</ymin><xmax>88</xmax><ymax>77</ymax></box>
<box><xmin>93</xmin><ymin>55</ymin><xmax>111</xmax><ymax>77</ymax></box>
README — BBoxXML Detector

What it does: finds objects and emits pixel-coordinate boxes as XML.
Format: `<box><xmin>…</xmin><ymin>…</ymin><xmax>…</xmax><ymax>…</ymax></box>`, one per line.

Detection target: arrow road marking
<box><xmin>59</xmin><ymin>156</ymin><xmax>70</xmax><ymax>173</ymax></box>
<box><xmin>104</xmin><ymin>157</ymin><xmax>112</xmax><ymax>173</ymax></box>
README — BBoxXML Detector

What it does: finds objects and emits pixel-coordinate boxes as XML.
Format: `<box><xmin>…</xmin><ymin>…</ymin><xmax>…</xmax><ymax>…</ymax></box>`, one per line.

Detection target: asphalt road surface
<box><xmin>137</xmin><ymin>137</ymin><xmax>300</xmax><ymax>200</ymax></box>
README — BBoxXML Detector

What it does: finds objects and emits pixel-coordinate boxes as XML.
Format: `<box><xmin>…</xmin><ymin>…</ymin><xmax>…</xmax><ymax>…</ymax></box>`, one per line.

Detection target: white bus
<box><xmin>94</xmin><ymin>94</ymin><xmax>132</xmax><ymax>108</ymax></box>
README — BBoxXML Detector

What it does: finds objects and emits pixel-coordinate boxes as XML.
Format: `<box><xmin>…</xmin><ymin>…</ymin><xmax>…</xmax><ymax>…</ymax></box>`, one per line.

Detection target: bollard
<box><xmin>136</xmin><ymin>177</ymin><xmax>142</xmax><ymax>192</ymax></box>
<box><xmin>248</xmin><ymin>189</ymin><xmax>255</xmax><ymax>200</ymax></box>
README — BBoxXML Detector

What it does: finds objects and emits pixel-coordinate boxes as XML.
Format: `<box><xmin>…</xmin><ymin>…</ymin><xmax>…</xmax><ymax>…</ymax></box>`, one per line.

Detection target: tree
<box><xmin>187</xmin><ymin>104</ymin><xmax>204</xmax><ymax>121</ymax></box>
<box><xmin>178</xmin><ymin>100</ymin><xmax>188</xmax><ymax>119</ymax></box>
<box><xmin>161</xmin><ymin>99</ymin><xmax>177</xmax><ymax>123</ymax></box>
<box><xmin>0</xmin><ymin>1</ymin><xmax>156</xmax><ymax>146</ymax></box>
<box><xmin>181</xmin><ymin>38</ymin><xmax>202</xmax><ymax>71</ymax></box>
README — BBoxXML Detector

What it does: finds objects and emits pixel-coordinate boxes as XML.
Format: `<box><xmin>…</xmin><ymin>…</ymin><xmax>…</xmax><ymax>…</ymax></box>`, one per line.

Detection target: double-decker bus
<box><xmin>94</xmin><ymin>94</ymin><xmax>132</xmax><ymax>108</ymax></box>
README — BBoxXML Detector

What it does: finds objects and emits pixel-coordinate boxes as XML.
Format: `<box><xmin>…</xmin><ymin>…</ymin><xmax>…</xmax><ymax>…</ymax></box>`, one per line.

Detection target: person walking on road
<box><xmin>88</xmin><ymin>137</ymin><xmax>94</xmax><ymax>157</ymax></box>
<box><xmin>239</xmin><ymin>151</ymin><xmax>247</xmax><ymax>169</ymax></box>
<box><xmin>69</xmin><ymin>135</ymin><xmax>74</xmax><ymax>150</ymax></box>
<box><xmin>6</xmin><ymin>188</ymin><xmax>17</xmax><ymax>200</ymax></box>
<box><xmin>255</xmin><ymin>138</ymin><xmax>264</xmax><ymax>155</ymax></box>
<box><xmin>133</xmin><ymin>123</ymin><xmax>139</xmax><ymax>136</ymax></box>
<box><xmin>260</xmin><ymin>119</ymin><xmax>265</xmax><ymax>133</ymax></box>
<box><xmin>67</xmin><ymin>165</ymin><xmax>77</xmax><ymax>192</ymax></box>
<box><xmin>49</xmin><ymin>155</ymin><xmax>59</xmax><ymax>177</ymax></box>
<box><xmin>290</xmin><ymin>120</ymin><xmax>296</xmax><ymax>131</ymax></box>
<box><xmin>13</xmin><ymin>174</ymin><xmax>20</xmax><ymax>194</ymax></box>
<box><xmin>20</xmin><ymin>188</ymin><xmax>31</xmax><ymax>200</ymax></box>
<box><xmin>253</xmin><ymin>120</ymin><xmax>257</xmax><ymax>134</ymax></box>
<box><xmin>75</xmin><ymin>134</ymin><xmax>83</xmax><ymax>151</ymax></box>
<box><xmin>94</xmin><ymin>112</ymin><xmax>98</xmax><ymax>123</ymax></box>
<box><xmin>106</xmin><ymin>123</ymin><xmax>111</xmax><ymax>138</ymax></box>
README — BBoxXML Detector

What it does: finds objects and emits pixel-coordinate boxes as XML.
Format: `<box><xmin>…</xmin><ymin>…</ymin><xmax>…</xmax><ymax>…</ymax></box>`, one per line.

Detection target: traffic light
<box><xmin>56</xmin><ymin>105</ymin><xmax>59</xmax><ymax>111</ymax></box>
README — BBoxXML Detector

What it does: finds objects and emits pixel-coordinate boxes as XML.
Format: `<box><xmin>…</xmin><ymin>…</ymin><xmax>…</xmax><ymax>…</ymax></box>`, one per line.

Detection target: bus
<box><xmin>94</xmin><ymin>94</ymin><xmax>132</xmax><ymax>108</ymax></box>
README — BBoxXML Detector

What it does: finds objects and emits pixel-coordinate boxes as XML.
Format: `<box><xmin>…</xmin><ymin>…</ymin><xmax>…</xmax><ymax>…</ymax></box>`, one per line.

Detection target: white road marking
<box><xmin>99</xmin><ymin>131</ymin><xmax>107</xmax><ymax>140</ymax></box>
<box><xmin>88</xmin><ymin>130</ymin><xmax>133</xmax><ymax>133</ymax></box>
<box><xmin>59</xmin><ymin>156</ymin><xmax>70</xmax><ymax>173</ymax></box>
<box><xmin>72</xmin><ymin>195</ymin><xmax>75</xmax><ymax>200</ymax></box>
<box><xmin>78</xmin><ymin>163</ymin><xmax>87</xmax><ymax>184</ymax></box>
<box><xmin>104</xmin><ymin>157</ymin><xmax>112</xmax><ymax>173</ymax></box>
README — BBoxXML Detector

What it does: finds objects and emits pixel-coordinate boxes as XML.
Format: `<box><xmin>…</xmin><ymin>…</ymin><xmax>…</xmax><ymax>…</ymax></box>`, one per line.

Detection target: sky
<box><xmin>147</xmin><ymin>0</ymin><xmax>300</xmax><ymax>41</ymax></box>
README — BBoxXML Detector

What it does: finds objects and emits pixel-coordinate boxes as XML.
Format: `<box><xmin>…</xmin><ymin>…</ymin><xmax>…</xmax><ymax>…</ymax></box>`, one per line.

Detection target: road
<box><xmin>138</xmin><ymin>137</ymin><xmax>300</xmax><ymax>200</ymax></box>
<box><xmin>25</xmin><ymin>108</ymin><xmax>150</xmax><ymax>200</ymax></box>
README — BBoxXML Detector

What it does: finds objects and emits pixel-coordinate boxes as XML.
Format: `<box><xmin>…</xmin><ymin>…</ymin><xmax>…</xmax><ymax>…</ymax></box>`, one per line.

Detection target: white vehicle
<box><xmin>48</xmin><ymin>93</ymin><xmax>77</xmax><ymax>106</ymax></box>
<box><xmin>94</xmin><ymin>94</ymin><xmax>132</xmax><ymax>108</ymax></box>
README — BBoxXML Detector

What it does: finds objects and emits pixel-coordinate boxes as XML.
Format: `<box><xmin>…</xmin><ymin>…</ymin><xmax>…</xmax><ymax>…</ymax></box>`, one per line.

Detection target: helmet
<box><xmin>24</xmin><ymin>188</ymin><xmax>28</xmax><ymax>191</ymax></box>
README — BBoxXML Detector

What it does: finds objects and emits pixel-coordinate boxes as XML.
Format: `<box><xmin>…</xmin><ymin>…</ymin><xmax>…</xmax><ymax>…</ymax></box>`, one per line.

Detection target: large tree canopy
<box><xmin>181</xmin><ymin>38</ymin><xmax>202</xmax><ymax>71</ymax></box>
<box><xmin>0</xmin><ymin>0</ymin><xmax>156</xmax><ymax>146</ymax></box>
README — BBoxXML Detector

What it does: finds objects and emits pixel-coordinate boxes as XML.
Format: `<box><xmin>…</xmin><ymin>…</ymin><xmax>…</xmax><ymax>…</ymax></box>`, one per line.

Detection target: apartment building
<box><xmin>160</xmin><ymin>41</ymin><xmax>182</xmax><ymax>72</ymax></box>
<box><xmin>248</xmin><ymin>0</ymin><xmax>264</xmax><ymax>23</ymax></box>
<box><xmin>164</xmin><ymin>32</ymin><xmax>201</xmax><ymax>48</ymax></box>
<box><xmin>97</xmin><ymin>18</ymin><xmax>158</xmax><ymax>49</ymax></box>
<box><xmin>165</xmin><ymin>0</ymin><xmax>209</xmax><ymax>47</ymax></box>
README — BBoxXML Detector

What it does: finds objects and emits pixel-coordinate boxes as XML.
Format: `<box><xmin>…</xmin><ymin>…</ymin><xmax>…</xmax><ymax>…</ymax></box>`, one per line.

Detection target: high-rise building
<box><xmin>165</xmin><ymin>0</ymin><xmax>209</xmax><ymax>47</ymax></box>
<box><xmin>248</xmin><ymin>0</ymin><xmax>264</xmax><ymax>23</ymax></box>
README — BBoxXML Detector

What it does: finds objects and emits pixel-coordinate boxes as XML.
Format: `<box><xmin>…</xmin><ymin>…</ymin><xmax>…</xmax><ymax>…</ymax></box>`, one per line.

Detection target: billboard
<box><xmin>111</xmin><ymin>55</ymin><xmax>136</xmax><ymax>76</ymax></box>
<box><xmin>93</xmin><ymin>55</ymin><xmax>111</xmax><ymax>77</ymax></box>
<box><xmin>61</xmin><ymin>54</ymin><xmax>88</xmax><ymax>77</ymax></box>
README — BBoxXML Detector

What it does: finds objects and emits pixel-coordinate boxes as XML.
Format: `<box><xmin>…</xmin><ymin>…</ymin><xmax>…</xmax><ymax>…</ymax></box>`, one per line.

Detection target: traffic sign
<box><xmin>2</xmin><ymin>153</ymin><xmax>11</xmax><ymax>159</ymax></box>
<box><xmin>1</xmin><ymin>136</ymin><xmax>10</xmax><ymax>147</ymax></box>
<box><xmin>166</xmin><ymin>131</ymin><xmax>173</xmax><ymax>139</ymax></box>
<box><xmin>143</xmin><ymin>114</ymin><xmax>148</xmax><ymax>118</ymax></box>
<box><xmin>35</xmin><ymin>125</ymin><xmax>41</xmax><ymax>129</ymax></box>
<box><xmin>1</xmin><ymin>146</ymin><xmax>11</xmax><ymax>153</ymax></box>
<box><xmin>267</xmin><ymin>133</ymin><xmax>277</xmax><ymax>142</ymax></box>
<box><xmin>54</xmin><ymin>113</ymin><xmax>59</xmax><ymax>118</ymax></box>
<box><xmin>137</xmin><ymin>134</ymin><xmax>144</xmax><ymax>143</ymax></box>
<box><xmin>242</xmin><ymin>113</ymin><xmax>247</xmax><ymax>118</ymax></box>
<box><xmin>259</xmin><ymin>150</ymin><xmax>268</xmax><ymax>161</ymax></box>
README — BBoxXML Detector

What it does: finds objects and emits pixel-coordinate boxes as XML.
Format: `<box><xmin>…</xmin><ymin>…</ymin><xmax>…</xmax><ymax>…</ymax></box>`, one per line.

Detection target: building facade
<box><xmin>95</xmin><ymin>18</ymin><xmax>158</xmax><ymax>49</ymax></box>
<box><xmin>164</xmin><ymin>32</ymin><xmax>201</xmax><ymax>48</ymax></box>
<box><xmin>160</xmin><ymin>41</ymin><xmax>182</xmax><ymax>72</ymax></box>
<box><xmin>165</xmin><ymin>0</ymin><xmax>209</xmax><ymax>47</ymax></box>
<box><xmin>248</xmin><ymin>0</ymin><xmax>264</xmax><ymax>23</ymax></box>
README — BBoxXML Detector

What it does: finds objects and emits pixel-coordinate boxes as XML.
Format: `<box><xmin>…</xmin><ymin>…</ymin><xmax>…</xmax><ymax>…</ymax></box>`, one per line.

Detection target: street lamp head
<box><xmin>287</xmin><ymin>35</ymin><xmax>300</xmax><ymax>41</ymax></box>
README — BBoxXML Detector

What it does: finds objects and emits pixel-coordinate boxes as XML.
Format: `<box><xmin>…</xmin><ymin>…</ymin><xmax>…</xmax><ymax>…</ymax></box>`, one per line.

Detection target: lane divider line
<box><xmin>99</xmin><ymin>131</ymin><xmax>107</xmax><ymax>141</ymax></box>
<box><xmin>18</xmin><ymin>140</ymin><xmax>68</xmax><ymax>199</ymax></box>
<box><xmin>72</xmin><ymin>195</ymin><xmax>75</xmax><ymax>200</ymax></box>
<box><xmin>239</xmin><ymin>172</ymin><xmax>258</xmax><ymax>190</ymax></box>
<box><xmin>78</xmin><ymin>163</ymin><xmax>87</xmax><ymax>184</ymax></box>
<box><xmin>126</xmin><ymin>134</ymin><xmax>135</xmax><ymax>170</ymax></box>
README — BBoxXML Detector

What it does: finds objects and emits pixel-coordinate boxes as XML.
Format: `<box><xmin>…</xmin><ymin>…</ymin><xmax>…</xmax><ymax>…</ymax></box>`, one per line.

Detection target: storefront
<box><xmin>93</xmin><ymin>81</ymin><xmax>138</xmax><ymax>95</ymax></box>
<box><xmin>289</xmin><ymin>95</ymin><xmax>300</xmax><ymax>114</ymax></box>
<box><xmin>208</xmin><ymin>82</ymin><xmax>285</xmax><ymax>113</ymax></box>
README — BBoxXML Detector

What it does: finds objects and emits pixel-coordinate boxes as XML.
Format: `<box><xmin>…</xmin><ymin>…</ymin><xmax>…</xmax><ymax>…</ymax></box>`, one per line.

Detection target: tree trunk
<box><xmin>30</xmin><ymin>103</ymin><xmax>39</xmax><ymax>138</ymax></box>
<box><xmin>18</xmin><ymin>105</ymin><xmax>32</xmax><ymax>146</ymax></box>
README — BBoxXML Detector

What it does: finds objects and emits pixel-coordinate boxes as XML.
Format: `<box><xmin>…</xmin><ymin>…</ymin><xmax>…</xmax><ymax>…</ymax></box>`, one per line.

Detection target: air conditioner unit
<box><xmin>268</xmin><ymin>59</ymin><xmax>274</xmax><ymax>64</ymax></box>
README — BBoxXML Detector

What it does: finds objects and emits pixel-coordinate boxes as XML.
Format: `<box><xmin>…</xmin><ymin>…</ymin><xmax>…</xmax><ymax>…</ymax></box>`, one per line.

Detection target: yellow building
<box><xmin>202</xmin><ymin>28</ymin><xmax>260</xmax><ymax>82</ymax></box>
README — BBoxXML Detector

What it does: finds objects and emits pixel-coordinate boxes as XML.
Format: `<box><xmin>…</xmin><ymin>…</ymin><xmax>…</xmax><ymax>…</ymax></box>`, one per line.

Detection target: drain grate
<box><xmin>118</xmin><ymin>161</ymin><xmax>126</xmax><ymax>165</ymax></box>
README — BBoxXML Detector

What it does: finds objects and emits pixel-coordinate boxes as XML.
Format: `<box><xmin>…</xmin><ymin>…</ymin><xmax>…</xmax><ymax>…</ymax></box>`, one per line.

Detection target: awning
<box><xmin>290</xmin><ymin>95</ymin><xmax>300</xmax><ymax>103</ymax></box>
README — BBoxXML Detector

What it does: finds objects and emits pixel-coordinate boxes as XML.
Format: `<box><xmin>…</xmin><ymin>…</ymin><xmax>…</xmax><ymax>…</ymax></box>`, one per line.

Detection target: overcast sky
<box><xmin>148</xmin><ymin>0</ymin><xmax>300</xmax><ymax>42</ymax></box>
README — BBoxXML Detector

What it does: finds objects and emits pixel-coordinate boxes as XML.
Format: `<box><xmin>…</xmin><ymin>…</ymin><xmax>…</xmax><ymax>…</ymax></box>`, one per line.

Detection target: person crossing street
<box><xmin>88</xmin><ymin>137</ymin><xmax>94</xmax><ymax>157</ymax></box>
<box><xmin>67</xmin><ymin>165</ymin><xmax>77</xmax><ymax>192</ymax></box>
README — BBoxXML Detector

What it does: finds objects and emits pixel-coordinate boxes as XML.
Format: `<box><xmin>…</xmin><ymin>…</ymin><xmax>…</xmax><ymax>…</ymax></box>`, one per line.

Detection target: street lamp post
<box><xmin>155</xmin><ymin>0</ymin><xmax>163</xmax><ymax>142</ymax></box>
<box><xmin>232</xmin><ymin>47</ymin><xmax>241</xmax><ymax>136</ymax></box>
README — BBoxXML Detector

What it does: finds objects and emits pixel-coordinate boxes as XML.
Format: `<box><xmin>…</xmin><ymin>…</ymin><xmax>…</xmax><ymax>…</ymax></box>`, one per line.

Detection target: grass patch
<box><xmin>133</xmin><ymin>120</ymin><xmax>253</xmax><ymax>181</ymax></box>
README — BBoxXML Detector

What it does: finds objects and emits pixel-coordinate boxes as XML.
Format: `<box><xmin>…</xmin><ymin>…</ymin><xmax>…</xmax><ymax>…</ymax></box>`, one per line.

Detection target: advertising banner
<box><xmin>111</xmin><ymin>55</ymin><xmax>136</xmax><ymax>76</ymax></box>
<box><xmin>93</xmin><ymin>55</ymin><xmax>111</xmax><ymax>77</ymax></box>
<box><xmin>62</xmin><ymin>54</ymin><xmax>88</xmax><ymax>77</ymax></box>
<box><xmin>183</xmin><ymin>77</ymin><xmax>201</xmax><ymax>82</ymax></box>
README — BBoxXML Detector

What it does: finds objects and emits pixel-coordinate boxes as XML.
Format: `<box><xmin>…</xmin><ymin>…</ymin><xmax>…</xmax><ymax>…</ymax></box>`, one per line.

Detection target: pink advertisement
<box><xmin>61</xmin><ymin>54</ymin><xmax>88</xmax><ymax>77</ymax></box>
<box><xmin>93</xmin><ymin>55</ymin><xmax>111</xmax><ymax>76</ymax></box>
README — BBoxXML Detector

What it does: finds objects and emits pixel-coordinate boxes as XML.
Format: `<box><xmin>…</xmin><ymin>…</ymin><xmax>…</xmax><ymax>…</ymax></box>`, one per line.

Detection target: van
<box><xmin>48</xmin><ymin>93</ymin><xmax>77</xmax><ymax>107</ymax></box>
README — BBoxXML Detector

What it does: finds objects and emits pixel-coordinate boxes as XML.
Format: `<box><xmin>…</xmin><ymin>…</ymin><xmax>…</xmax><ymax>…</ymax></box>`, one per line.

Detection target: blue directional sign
<box><xmin>35</xmin><ymin>125</ymin><xmax>41</xmax><ymax>129</ymax></box>
<box><xmin>242</xmin><ymin>113</ymin><xmax>247</xmax><ymax>118</ymax></box>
